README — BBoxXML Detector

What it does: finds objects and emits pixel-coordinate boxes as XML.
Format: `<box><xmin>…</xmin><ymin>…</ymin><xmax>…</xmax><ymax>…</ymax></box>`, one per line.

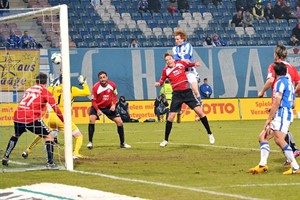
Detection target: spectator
<box><xmin>289</xmin><ymin>34</ymin><xmax>300</xmax><ymax>46</ymax></box>
<box><xmin>282</xmin><ymin>1</ymin><xmax>296</xmax><ymax>20</ymax></box>
<box><xmin>177</xmin><ymin>0</ymin><xmax>189</xmax><ymax>13</ymax></box>
<box><xmin>116</xmin><ymin>96</ymin><xmax>131</xmax><ymax>123</ymax></box>
<box><xmin>167</xmin><ymin>0</ymin><xmax>177</xmax><ymax>14</ymax></box>
<box><xmin>243</xmin><ymin>9</ymin><xmax>254</xmax><ymax>27</ymax></box>
<box><xmin>235</xmin><ymin>0</ymin><xmax>247</xmax><ymax>12</ymax></box>
<box><xmin>160</xmin><ymin>79</ymin><xmax>172</xmax><ymax>100</ymax></box>
<box><xmin>264</xmin><ymin>2</ymin><xmax>275</xmax><ymax>20</ymax></box>
<box><xmin>6</xmin><ymin>30</ymin><xmax>20</xmax><ymax>49</ymax></box>
<box><xmin>231</xmin><ymin>9</ymin><xmax>244</xmax><ymax>27</ymax></box>
<box><xmin>274</xmin><ymin>0</ymin><xmax>285</xmax><ymax>19</ymax></box>
<box><xmin>0</xmin><ymin>0</ymin><xmax>9</xmax><ymax>9</ymax></box>
<box><xmin>203</xmin><ymin>36</ymin><xmax>216</xmax><ymax>47</ymax></box>
<box><xmin>294</xmin><ymin>6</ymin><xmax>300</xmax><ymax>19</ymax></box>
<box><xmin>199</xmin><ymin>78</ymin><xmax>213</xmax><ymax>99</ymax></box>
<box><xmin>291</xmin><ymin>23</ymin><xmax>300</xmax><ymax>42</ymax></box>
<box><xmin>212</xmin><ymin>34</ymin><xmax>226</xmax><ymax>46</ymax></box>
<box><xmin>212</xmin><ymin>0</ymin><xmax>222</xmax><ymax>7</ymax></box>
<box><xmin>138</xmin><ymin>0</ymin><xmax>149</xmax><ymax>13</ymax></box>
<box><xmin>20</xmin><ymin>31</ymin><xmax>38</xmax><ymax>49</ymax></box>
<box><xmin>129</xmin><ymin>39</ymin><xmax>139</xmax><ymax>48</ymax></box>
<box><xmin>154</xmin><ymin>93</ymin><xmax>170</xmax><ymax>122</ymax></box>
<box><xmin>148</xmin><ymin>0</ymin><xmax>161</xmax><ymax>13</ymax></box>
<box><xmin>252</xmin><ymin>1</ymin><xmax>265</xmax><ymax>20</ymax></box>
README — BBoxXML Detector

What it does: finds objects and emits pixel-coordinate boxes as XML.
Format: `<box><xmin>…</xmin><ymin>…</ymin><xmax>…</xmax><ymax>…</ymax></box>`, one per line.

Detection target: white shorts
<box><xmin>270</xmin><ymin>116</ymin><xmax>291</xmax><ymax>134</ymax></box>
<box><xmin>186</xmin><ymin>71</ymin><xmax>198</xmax><ymax>84</ymax></box>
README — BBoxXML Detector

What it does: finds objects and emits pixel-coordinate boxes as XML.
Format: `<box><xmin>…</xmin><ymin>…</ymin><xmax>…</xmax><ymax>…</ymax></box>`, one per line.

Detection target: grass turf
<box><xmin>1</xmin><ymin>120</ymin><xmax>300</xmax><ymax>200</ymax></box>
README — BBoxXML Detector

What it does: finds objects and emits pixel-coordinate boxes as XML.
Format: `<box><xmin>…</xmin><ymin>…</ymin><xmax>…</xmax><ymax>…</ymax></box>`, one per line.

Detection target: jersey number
<box><xmin>19</xmin><ymin>92</ymin><xmax>39</xmax><ymax>107</ymax></box>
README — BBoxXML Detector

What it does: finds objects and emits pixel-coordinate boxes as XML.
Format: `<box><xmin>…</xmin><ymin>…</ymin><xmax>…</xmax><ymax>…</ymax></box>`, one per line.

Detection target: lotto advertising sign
<box><xmin>0</xmin><ymin>50</ymin><xmax>40</xmax><ymax>91</ymax></box>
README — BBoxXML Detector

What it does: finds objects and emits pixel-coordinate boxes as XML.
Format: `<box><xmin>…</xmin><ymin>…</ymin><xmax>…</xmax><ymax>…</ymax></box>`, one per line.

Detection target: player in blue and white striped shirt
<box><xmin>249</xmin><ymin>62</ymin><xmax>300</xmax><ymax>175</ymax></box>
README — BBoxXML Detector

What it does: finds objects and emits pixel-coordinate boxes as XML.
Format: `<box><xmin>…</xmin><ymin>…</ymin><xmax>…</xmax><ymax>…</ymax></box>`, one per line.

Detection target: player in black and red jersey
<box><xmin>155</xmin><ymin>52</ymin><xmax>214</xmax><ymax>147</ymax></box>
<box><xmin>2</xmin><ymin>72</ymin><xmax>64</xmax><ymax>168</ymax></box>
<box><xmin>86</xmin><ymin>71</ymin><xmax>131</xmax><ymax>149</ymax></box>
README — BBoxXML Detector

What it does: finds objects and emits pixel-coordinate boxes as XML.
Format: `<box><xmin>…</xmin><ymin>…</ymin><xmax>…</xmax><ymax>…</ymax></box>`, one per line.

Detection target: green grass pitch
<box><xmin>1</xmin><ymin>120</ymin><xmax>300</xmax><ymax>200</ymax></box>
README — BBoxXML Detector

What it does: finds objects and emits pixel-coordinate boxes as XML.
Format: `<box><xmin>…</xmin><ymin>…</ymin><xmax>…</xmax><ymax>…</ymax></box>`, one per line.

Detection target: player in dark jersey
<box><xmin>258</xmin><ymin>45</ymin><xmax>300</xmax><ymax>162</ymax></box>
<box><xmin>87</xmin><ymin>71</ymin><xmax>131</xmax><ymax>149</ymax></box>
<box><xmin>155</xmin><ymin>53</ymin><xmax>215</xmax><ymax>147</ymax></box>
<box><xmin>2</xmin><ymin>72</ymin><xmax>64</xmax><ymax>168</ymax></box>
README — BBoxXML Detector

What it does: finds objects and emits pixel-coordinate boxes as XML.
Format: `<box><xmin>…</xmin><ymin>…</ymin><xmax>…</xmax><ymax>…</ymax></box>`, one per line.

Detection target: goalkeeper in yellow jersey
<box><xmin>22</xmin><ymin>73</ymin><xmax>91</xmax><ymax>159</ymax></box>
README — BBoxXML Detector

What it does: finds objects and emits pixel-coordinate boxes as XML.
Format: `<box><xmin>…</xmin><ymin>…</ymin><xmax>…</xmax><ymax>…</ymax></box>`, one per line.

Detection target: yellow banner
<box><xmin>0</xmin><ymin>50</ymin><xmax>40</xmax><ymax>91</ymax></box>
<box><xmin>2</xmin><ymin>98</ymin><xmax>300</xmax><ymax>126</ymax></box>
<box><xmin>240</xmin><ymin>98</ymin><xmax>298</xmax><ymax>120</ymax></box>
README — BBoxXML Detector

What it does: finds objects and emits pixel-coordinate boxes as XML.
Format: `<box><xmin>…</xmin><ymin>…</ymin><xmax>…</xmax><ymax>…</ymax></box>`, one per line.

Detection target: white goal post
<box><xmin>0</xmin><ymin>5</ymin><xmax>73</xmax><ymax>171</ymax></box>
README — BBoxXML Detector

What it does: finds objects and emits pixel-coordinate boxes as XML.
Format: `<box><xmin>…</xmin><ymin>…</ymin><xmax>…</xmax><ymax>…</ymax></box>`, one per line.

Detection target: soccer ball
<box><xmin>51</xmin><ymin>52</ymin><xmax>62</xmax><ymax>65</ymax></box>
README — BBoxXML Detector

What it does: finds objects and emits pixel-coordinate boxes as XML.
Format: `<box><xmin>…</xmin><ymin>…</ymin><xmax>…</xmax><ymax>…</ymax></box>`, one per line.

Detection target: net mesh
<box><xmin>0</xmin><ymin>6</ymin><xmax>68</xmax><ymax>172</ymax></box>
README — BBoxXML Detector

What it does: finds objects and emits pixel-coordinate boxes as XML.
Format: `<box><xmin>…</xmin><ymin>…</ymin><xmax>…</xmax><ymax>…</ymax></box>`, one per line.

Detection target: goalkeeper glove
<box><xmin>78</xmin><ymin>75</ymin><xmax>87</xmax><ymax>86</ymax></box>
<box><xmin>49</xmin><ymin>73</ymin><xmax>54</xmax><ymax>86</ymax></box>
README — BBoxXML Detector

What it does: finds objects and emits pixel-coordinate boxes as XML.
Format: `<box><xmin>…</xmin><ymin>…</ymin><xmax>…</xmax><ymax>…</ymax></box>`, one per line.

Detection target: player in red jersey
<box><xmin>2</xmin><ymin>72</ymin><xmax>64</xmax><ymax>168</ymax></box>
<box><xmin>86</xmin><ymin>71</ymin><xmax>131</xmax><ymax>149</ymax></box>
<box><xmin>155</xmin><ymin>53</ymin><xmax>215</xmax><ymax>147</ymax></box>
<box><xmin>258</xmin><ymin>45</ymin><xmax>300</xmax><ymax>162</ymax></box>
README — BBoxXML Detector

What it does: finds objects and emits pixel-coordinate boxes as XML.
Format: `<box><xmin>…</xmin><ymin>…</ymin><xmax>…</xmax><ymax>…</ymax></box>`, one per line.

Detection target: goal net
<box><xmin>0</xmin><ymin>5</ymin><xmax>73</xmax><ymax>172</ymax></box>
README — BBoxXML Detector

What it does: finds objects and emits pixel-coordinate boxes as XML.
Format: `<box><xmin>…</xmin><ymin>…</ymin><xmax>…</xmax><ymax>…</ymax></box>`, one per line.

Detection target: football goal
<box><xmin>0</xmin><ymin>4</ymin><xmax>73</xmax><ymax>172</ymax></box>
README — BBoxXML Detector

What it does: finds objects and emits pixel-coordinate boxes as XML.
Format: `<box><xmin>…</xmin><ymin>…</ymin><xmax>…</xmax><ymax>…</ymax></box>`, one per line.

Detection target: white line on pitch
<box><xmin>137</xmin><ymin>142</ymin><xmax>281</xmax><ymax>153</ymax></box>
<box><xmin>201</xmin><ymin>182</ymin><xmax>300</xmax><ymax>189</ymax></box>
<box><xmin>73</xmin><ymin>170</ymin><xmax>265</xmax><ymax>200</ymax></box>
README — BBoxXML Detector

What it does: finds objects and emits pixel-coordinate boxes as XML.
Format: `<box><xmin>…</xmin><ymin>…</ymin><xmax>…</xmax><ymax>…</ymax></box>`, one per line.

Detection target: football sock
<box><xmin>117</xmin><ymin>125</ymin><xmax>125</xmax><ymax>144</ymax></box>
<box><xmin>45</xmin><ymin>141</ymin><xmax>54</xmax><ymax>164</ymax></box>
<box><xmin>259</xmin><ymin>142</ymin><xmax>270</xmax><ymax>166</ymax></box>
<box><xmin>27</xmin><ymin>135</ymin><xmax>42</xmax><ymax>153</ymax></box>
<box><xmin>88</xmin><ymin>123</ymin><xmax>95</xmax><ymax>143</ymax></box>
<box><xmin>283</xmin><ymin>144</ymin><xmax>299</xmax><ymax>169</ymax></box>
<box><xmin>200</xmin><ymin>116</ymin><xmax>212</xmax><ymax>135</ymax></box>
<box><xmin>285</xmin><ymin>131</ymin><xmax>298</xmax><ymax>152</ymax></box>
<box><xmin>4</xmin><ymin>136</ymin><xmax>18</xmax><ymax>158</ymax></box>
<box><xmin>73</xmin><ymin>135</ymin><xmax>83</xmax><ymax>155</ymax></box>
<box><xmin>165</xmin><ymin>120</ymin><xmax>173</xmax><ymax>141</ymax></box>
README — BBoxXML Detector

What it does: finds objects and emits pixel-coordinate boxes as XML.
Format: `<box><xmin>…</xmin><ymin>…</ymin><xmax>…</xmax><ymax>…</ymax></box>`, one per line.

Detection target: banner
<box><xmin>0</xmin><ymin>50</ymin><xmax>40</xmax><ymax>91</ymax></box>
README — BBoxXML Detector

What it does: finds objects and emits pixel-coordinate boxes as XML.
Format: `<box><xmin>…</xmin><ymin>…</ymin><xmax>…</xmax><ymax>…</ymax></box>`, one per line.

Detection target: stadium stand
<box><xmin>1</xmin><ymin>0</ymin><xmax>299</xmax><ymax>48</ymax></box>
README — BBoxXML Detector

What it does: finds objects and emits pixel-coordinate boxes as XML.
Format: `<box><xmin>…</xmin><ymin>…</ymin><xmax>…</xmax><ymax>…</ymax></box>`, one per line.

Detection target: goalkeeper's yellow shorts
<box><xmin>43</xmin><ymin>112</ymin><xmax>80</xmax><ymax>136</ymax></box>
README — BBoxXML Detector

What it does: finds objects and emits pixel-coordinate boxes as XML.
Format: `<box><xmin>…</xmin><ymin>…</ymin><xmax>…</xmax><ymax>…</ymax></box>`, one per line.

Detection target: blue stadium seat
<box><xmin>147</xmin><ymin>35</ymin><xmax>157</xmax><ymax>43</ymax></box>
<box><xmin>115</xmin><ymin>34</ymin><xmax>127</xmax><ymax>43</ymax></box>
<box><xmin>88</xmin><ymin>41</ymin><xmax>99</xmax><ymax>48</ymax></box>
<box><xmin>251</xmin><ymin>33</ymin><xmax>261</xmax><ymax>41</ymax></box>
<box><xmin>247</xmin><ymin>40</ymin><xmax>257</xmax><ymax>46</ymax></box>
<box><xmin>288</xmin><ymin>19</ymin><xmax>298</xmax><ymax>27</ymax></box>
<box><xmin>157</xmin><ymin>19</ymin><xmax>168</xmax><ymax>28</ymax></box>
<box><xmin>121</xmin><ymin>41</ymin><xmax>130</xmax><ymax>48</ymax></box>
<box><xmin>137</xmin><ymin>35</ymin><xmax>147</xmax><ymax>43</ymax></box>
<box><xmin>225</xmin><ymin>27</ymin><xmax>235</xmax><ymax>35</ymax></box>
<box><xmin>105</xmin><ymin>34</ymin><xmax>116</xmax><ymax>43</ymax></box>
<box><xmin>220</xmin><ymin>33</ymin><xmax>230</xmax><ymax>41</ymax></box>
<box><xmin>162</xmin><ymin>12</ymin><xmax>172</xmax><ymax>21</ymax></box>
<box><xmin>277</xmin><ymin>19</ymin><xmax>289</xmax><ymax>27</ymax></box>
<box><xmin>164</xmin><ymin>41</ymin><xmax>174</xmax><ymax>47</ymax></box>
<box><xmin>132</xmin><ymin>28</ymin><xmax>143</xmax><ymax>36</ymax></box>
<box><xmin>268</xmin><ymin>40</ymin><xmax>277</xmax><ymax>46</ymax></box>
<box><xmin>100</xmin><ymin>27</ymin><xmax>110</xmax><ymax>36</ymax></box>
<box><xmin>257</xmin><ymin>40</ymin><xmax>268</xmax><ymax>46</ymax></box>
<box><xmin>110</xmin><ymin>41</ymin><xmax>121</xmax><ymax>48</ymax></box>
<box><xmin>157</xmin><ymin>34</ymin><xmax>168</xmax><ymax>43</ymax></box>
<box><xmin>148</xmin><ymin>20</ymin><xmax>158</xmax><ymax>29</ymax></box>
<box><xmin>153</xmin><ymin>41</ymin><xmax>163</xmax><ymax>47</ymax></box>
<box><xmin>142</xmin><ymin>12</ymin><xmax>152</xmax><ymax>21</ymax></box>
<box><xmin>168</xmin><ymin>19</ymin><xmax>178</xmax><ymax>29</ymax></box>
<box><xmin>132</xmin><ymin>13</ymin><xmax>142</xmax><ymax>21</ymax></box>
<box><xmin>230</xmin><ymin>34</ymin><xmax>239</xmax><ymax>41</ymax></box>
<box><xmin>152</xmin><ymin>12</ymin><xmax>163</xmax><ymax>21</ymax></box>
<box><xmin>121</xmin><ymin>28</ymin><xmax>132</xmax><ymax>37</ymax></box>
<box><xmin>236</xmin><ymin>40</ymin><xmax>247</xmax><ymax>46</ymax></box>
<box><xmin>226</xmin><ymin>40</ymin><xmax>236</xmax><ymax>46</ymax></box>
<box><xmin>172</xmin><ymin>13</ymin><xmax>182</xmax><ymax>21</ymax></box>
<box><xmin>72</xmin><ymin>34</ymin><xmax>83</xmax><ymax>43</ymax></box>
<box><xmin>77</xmin><ymin>41</ymin><xmax>88</xmax><ymax>48</ymax></box>
<box><xmin>188</xmin><ymin>34</ymin><xmax>199</xmax><ymax>43</ymax></box>
<box><xmin>94</xmin><ymin>34</ymin><xmax>105</xmax><ymax>43</ymax></box>
<box><xmin>83</xmin><ymin>34</ymin><xmax>94</xmax><ymax>44</ymax></box>
<box><xmin>193</xmin><ymin>40</ymin><xmax>203</xmax><ymax>47</ymax></box>
<box><xmin>142</xmin><ymin>41</ymin><xmax>153</xmax><ymax>47</ymax></box>
<box><xmin>99</xmin><ymin>41</ymin><xmax>110</xmax><ymax>48</ymax></box>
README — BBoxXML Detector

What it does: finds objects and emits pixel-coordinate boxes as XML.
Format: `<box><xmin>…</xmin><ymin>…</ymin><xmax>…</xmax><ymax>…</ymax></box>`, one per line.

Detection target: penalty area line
<box><xmin>201</xmin><ymin>182</ymin><xmax>300</xmax><ymax>189</ymax></box>
<box><xmin>137</xmin><ymin>142</ymin><xmax>281</xmax><ymax>153</ymax></box>
<box><xmin>73</xmin><ymin>170</ymin><xmax>265</xmax><ymax>200</ymax></box>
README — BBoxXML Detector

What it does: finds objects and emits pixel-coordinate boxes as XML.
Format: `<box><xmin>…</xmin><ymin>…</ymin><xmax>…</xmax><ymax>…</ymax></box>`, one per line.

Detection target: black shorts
<box><xmin>14</xmin><ymin>119</ymin><xmax>51</xmax><ymax>137</ymax></box>
<box><xmin>89</xmin><ymin>106</ymin><xmax>120</xmax><ymax>121</ymax></box>
<box><xmin>170</xmin><ymin>89</ymin><xmax>201</xmax><ymax>112</ymax></box>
